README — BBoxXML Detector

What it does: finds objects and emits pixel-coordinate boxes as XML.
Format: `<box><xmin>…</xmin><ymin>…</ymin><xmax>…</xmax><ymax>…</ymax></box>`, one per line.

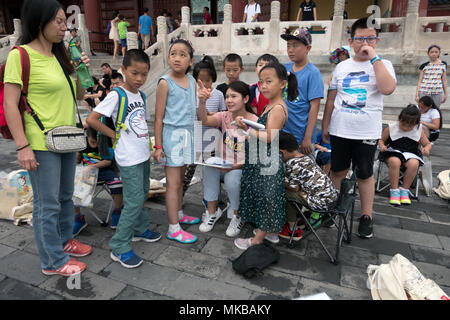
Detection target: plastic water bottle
<box><xmin>69</xmin><ymin>43</ymin><xmax>94</xmax><ymax>89</ymax></box>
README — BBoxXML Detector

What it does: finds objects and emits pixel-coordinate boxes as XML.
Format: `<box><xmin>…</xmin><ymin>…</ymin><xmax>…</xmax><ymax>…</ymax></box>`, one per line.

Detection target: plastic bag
<box><xmin>420</xmin><ymin>156</ymin><xmax>433</xmax><ymax>196</ymax></box>
<box><xmin>367</xmin><ymin>253</ymin><xmax>449</xmax><ymax>300</ymax></box>
<box><xmin>73</xmin><ymin>165</ymin><xmax>99</xmax><ymax>207</ymax></box>
<box><xmin>433</xmin><ymin>170</ymin><xmax>450</xmax><ymax>200</ymax></box>
<box><xmin>0</xmin><ymin>170</ymin><xmax>33</xmax><ymax>225</ymax></box>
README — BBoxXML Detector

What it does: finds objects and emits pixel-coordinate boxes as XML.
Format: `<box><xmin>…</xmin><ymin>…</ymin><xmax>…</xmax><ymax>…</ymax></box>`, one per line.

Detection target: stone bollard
<box><xmin>127</xmin><ymin>32</ymin><xmax>138</xmax><ymax>50</ymax></box>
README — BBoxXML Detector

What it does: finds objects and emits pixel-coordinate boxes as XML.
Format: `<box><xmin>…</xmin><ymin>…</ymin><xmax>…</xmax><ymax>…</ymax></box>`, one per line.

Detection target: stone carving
<box><xmin>271</xmin><ymin>1</ymin><xmax>280</xmax><ymax>21</ymax></box>
<box><xmin>127</xmin><ymin>32</ymin><xmax>138</xmax><ymax>50</ymax></box>
<box><xmin>182</xmin><ymin>6</ymin><xmax>190</xmax><ymax>24</ymax></box>
<box><xmin>407</xmin><ymin>0</ymin><xmax>420</xmax><ymax>15</ymax></box>
<box><xmin>224</xmin><ymin>4</ymin><xmax>232</xmax><ymax>23</ymax></box>
<box><xmin>157</xmin><ymin>16</ymin><xmax>168</xmax><ymax>36</ymax></box>
<box><xmin>333</xmin><ymin>0</ymin><xmax>345</xmax><ymax>17</ymax></box>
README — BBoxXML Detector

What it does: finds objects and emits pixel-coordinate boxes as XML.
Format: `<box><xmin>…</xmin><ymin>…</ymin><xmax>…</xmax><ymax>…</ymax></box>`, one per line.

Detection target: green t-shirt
<box><xmin>118</xmin><ymin>21</ymin><xmax>130</xmax><ymax>39</ymax></box>
<box><xmin>4</xmin><ymin>45</ymin><xmax>76</xmax><ymax>151</ymax></box>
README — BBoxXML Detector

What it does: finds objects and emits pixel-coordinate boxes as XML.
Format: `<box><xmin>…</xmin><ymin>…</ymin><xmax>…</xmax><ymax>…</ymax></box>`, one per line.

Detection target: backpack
<box><xmin>111</xmin><ymin>87</ymin><xmax>147</xmax><ymax>149</ymax></box>
<box><xmin>0</xmin><ymin>46</ymin><xmax>32</xmax><ymax>139</ymax></box>
<box><xmin>231</xmin><ymin>243</ymin><xmax>280</xmax><ymax>278</ymax></box>
<box><xmin>245</xmin><ymin>2</ymin><xmax>261</xmax><ymax>21</ymax></box>
<box><xmin>106</xmin><ymin>21</ymin><xmax>111</xmax><ymax>35</ymax></box>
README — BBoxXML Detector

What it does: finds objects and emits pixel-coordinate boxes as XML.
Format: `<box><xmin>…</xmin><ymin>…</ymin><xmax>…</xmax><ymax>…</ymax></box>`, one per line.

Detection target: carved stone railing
<box><xmin>0</xmin><ymin>19</ymin><xmax>21</xmax><ymax>65</ymax></box>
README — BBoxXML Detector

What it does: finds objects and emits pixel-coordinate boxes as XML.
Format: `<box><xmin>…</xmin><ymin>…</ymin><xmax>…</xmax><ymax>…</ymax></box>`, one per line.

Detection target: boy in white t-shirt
<box><xmin>321</xmin><ymin>17</ymin><xmax>397</xmax><ymax>239</ymax></box>
<box><xmin>87</xmin><ymin>49</ymin><xmax>161</xmax><ymax>269</ymax></box>
<box><xmin>243</xmin><ymin>0</ymin><xmax>261</xmax><ymax>23</ymax></box>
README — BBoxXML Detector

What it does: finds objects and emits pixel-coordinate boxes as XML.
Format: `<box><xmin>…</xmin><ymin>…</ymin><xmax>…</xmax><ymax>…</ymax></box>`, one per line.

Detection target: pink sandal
<box><xmin>179</xmin><ymin>215</ymin><xmax>200</xmax><ymax>225</ymax></box>
<box><xmin>166</xmin><ymin>229</ymin><xmax>197</xmax><ymax>244</ymax></box>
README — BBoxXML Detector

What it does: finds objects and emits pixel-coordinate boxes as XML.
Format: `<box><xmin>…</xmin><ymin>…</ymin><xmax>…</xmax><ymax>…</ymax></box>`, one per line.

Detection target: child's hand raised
<box><xmin>197</xmin><ymin>80</ymin><xmax>211</xmax><ymax>103</ymax></box>
<box><xmin>359</xmin><ymin>45</ymin><xmax>377</xmax><ymax>60</ymax></box>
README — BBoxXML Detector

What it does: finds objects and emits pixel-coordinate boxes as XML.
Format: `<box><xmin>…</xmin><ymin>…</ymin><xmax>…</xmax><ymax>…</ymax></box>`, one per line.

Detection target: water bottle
<box><xmin>69</xmin><ymin>43</ymin><xmax>94</xmax><ymax>89</ymax></box>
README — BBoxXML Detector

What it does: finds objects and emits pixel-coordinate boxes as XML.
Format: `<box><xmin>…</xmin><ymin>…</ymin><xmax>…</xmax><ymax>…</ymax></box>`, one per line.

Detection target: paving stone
<box><xmin>271</xmin><ymin>252</ymin><xmax>341</xmax><ymax>286</ymax></box>
<box><xmin>370</xmin><ymin>224</ymin><xmax>442</xmax><ymax>249</ymax></box>
<box><xmin>410</xmin><ymin>244</ymin><xmax>450</xmax><ymax>268</ymax></box>
<box><xmin>0</xmin><ymin>278</ymin><xmax>63</xmax><ymax>300</ymax></box>
<box><xmin>340</xmin><ymin>265</ymin><xmax>370</xmax><ymax>291</ymax></box>
<box><xmin>0</xmin><ymin>226</ymin><xmax>35</xmax><ymax>250</ymax></box>
<box><xmin>104</xmin><ymin>260</ymin><xmax>184</xmax><ymax>295</ymax></box>
<box><xmin>438</xmin><ymin>235</ymin><xmax>450</xmax><ymax>250</ymax></box>
<box><xmin>74</xmin><ymin>224</ymin><xmax>115</xmax><ymax>251</ymax></box>
<box><xmin>153</xmin><ymin>245</ymin><xmax>227</xmax><ymax>279</ymax></box>
<box><xmin>219</xmin><ymin>261</ymin><xmax>300</xmax><ymax>299</ymax></box>
<box><xmin>0</xmin><ymin>220</ymin><xmax>22</xmax><ymax>241</ymax></box>
<box><xmin>296</xmin><ymin>277</ymin><xmax>372</xmax><ymax>300</ymax></box>
<box><xmin>378</xmin><ymin>254</ymin><xmax>450</xmax><ymax>287</ymax></box>
<box><xmin>427</xmin><ymin>212</ymin><xmax>450</xmax><ymax>225</ymax></box>
<box><xmin>372</xmin><ymin>203</ymin><xmax>429</xmax><ymax>222</ymax></box>
<box><xmin>306</xmin><ymin>240</ymin><xmax>378</xmax><ymax>269</ymax></box>
<box><xmin>0</xmin><ymin>250</ymin><xmax>47</xmax><ymax>286</ymax></box>
<box><xmin>0</xmin><ymin>243</ymin><xmax>16</xmax><ymax>259</ymax></box>
<box><xmin>400</xmin><ymin>219</ymin><xmax>450</xmax><ymax>237</ymax></box>
<box><xmin>39</xmin><ymin>271</ymin><xmax>126</xmax><ymax>300</ymax></box>
<box><xmin>115</xmin><ymin>285</ymin><xmax>173</xmax><ymax>300</ymax></box>
<box><xmin>164</xmin><ymin>273</ymin><xmax>254</xmax><ymax>300</ymax></box>
<box><xmin>346</xmin><ymin>236</ymin><xmax>414</xmax><ymax>259</ymax></box>
<box><xmin>80</xmin><ymin>247</ymin><xmax>114</xmax><ymax>274</ymax></box>
<box><xmin>200</xmin><ymin>237</ymin><xmax>252</xmax><ymax>261</ymax></box>
<box><xmin>133</xmin><ymin>241</ymin><xmax>169</xmax><ymax>262</ymax></box>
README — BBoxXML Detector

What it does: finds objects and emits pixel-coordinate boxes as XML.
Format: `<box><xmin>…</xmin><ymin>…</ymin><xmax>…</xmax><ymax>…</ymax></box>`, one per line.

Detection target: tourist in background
<box><xmin>108</xmin><ymin>11</ymin><xmax>120</xmax><ymax>60</ymax></box>
<box><xmin>139</xmin><ymin>8</ymin><xmax>154</xmax><ymax>50</ymax></box>
<box><xmin>416</xmin><ymin>44</ymin><xmax>447</xmax><ymax>108</ymax></box>
<box><xmin>243</xmin><ymin>0</ymin><xmax>261</xmax><ymax>23</ymax></box>
<box><xmin>296</xmin><ymin>0</ymin><xmax>317</xmax><ymax>21</ymax></box>
<box><xmin>203</xmin><ymin>7</ymin><xmax>213</xmax><ymax>24</ymax></box>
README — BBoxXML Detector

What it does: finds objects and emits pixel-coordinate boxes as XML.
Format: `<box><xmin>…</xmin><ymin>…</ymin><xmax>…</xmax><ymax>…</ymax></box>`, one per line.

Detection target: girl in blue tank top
<box><xmin>154</xmin><ymin>39</ymin><xmax>200</xmax><ymax>244</ymax></box>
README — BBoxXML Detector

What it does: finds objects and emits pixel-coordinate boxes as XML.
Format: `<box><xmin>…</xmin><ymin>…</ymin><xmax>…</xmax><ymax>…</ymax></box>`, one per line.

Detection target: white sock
<box><xmin>169</xmin><ymin>223</ymin><xmax>181</xmax><ymax>234</ymax></box>
<box><xmin>390</xmin><ymin>188</ymin><xmax>400</xmax><ymax>192</ymax></box>
<box><xmin>178</xmin><ymin>210</ymin><xmax>184</xmax><ymax>220</ymax></box>
<box><xmin>399</xmin><ymin>187</ymin><xmax>408</xmax><ymax>192</ymax></box>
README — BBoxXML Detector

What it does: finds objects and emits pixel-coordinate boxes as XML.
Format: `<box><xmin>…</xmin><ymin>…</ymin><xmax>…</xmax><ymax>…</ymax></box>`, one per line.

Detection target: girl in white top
<box><xmin>418</xmin><ymin>95</ymin><xmax>442</xmax><ymax>142</ymax></box>
<box><xmin>109</xmin><ymin>11</ymin><xmax>120</xmax><ymax>60</ymax></box>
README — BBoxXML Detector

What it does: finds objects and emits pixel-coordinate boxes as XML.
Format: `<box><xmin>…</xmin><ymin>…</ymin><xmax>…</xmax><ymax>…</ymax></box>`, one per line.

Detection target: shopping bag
<box><xmin>420</xmin><ymin>156</ymin><xmax>433</xmax><ymax>196</ymax></box>
<box><xmin>73</xmin><ymin>165</ymin><xmax>99</xmax><ymax>207</ymax></box>
<box><xmin>0</xmin><ymin>170</ymin><xmax>33</xmax><ymax>225</ymax></box>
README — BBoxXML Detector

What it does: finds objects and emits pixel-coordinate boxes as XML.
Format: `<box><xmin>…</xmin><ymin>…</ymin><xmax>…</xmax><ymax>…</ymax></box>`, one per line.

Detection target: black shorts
<box><xmin>330</xmin><ymin>135</ymin><xmax>378</xmax><ymax>180</ymax></box>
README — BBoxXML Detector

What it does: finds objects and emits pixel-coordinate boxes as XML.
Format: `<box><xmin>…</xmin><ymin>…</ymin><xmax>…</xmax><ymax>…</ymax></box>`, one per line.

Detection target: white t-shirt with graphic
<box><xmin>329</xmin><ymin>57</ymin><xmax>397</xmax><ymax>140</ymax></box>
<box><xmin>94</xmin><ymin>87</ymin><xmax>150</xmax><ymax>167</ymax></box>
<box><xmin>244</xmin><ymin>2</ymin><xmax>261</xmax><ymax>23</ymax></box>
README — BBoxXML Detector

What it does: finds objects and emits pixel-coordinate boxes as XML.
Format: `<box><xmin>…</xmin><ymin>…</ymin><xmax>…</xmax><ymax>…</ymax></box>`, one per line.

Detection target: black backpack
<box><xmin>232</xmin><ymin>243</ymin><xmax>280</xmax><ymax>278</ymax></box>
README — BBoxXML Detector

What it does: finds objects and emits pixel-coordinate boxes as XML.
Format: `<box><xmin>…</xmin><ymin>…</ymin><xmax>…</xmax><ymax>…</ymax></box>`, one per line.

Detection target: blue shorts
<box><xmin>98</xmin><ymin>168</ymin><xmax>123</xmax><ymax>195</ymax></box>
<box><xmin>162</xmin><ymin>125</ymin><xmax>194</xmax><ymax>167</ymax></box>
<box><xmin>120</xmin><ymin>38</ymin><xmax>127</xmax><ymax>48</ymax></box>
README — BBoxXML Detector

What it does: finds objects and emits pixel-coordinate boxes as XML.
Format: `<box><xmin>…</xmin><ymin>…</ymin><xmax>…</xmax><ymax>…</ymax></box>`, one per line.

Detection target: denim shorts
<box><xmin>162</xmin><ymin>125</ymin><xmax>194</xmax><ymax>167</ymax></box>
<box><xmin>120</xmin><ymin>38</ymin><xmax>127</xmax><ymax>47</ymax></box>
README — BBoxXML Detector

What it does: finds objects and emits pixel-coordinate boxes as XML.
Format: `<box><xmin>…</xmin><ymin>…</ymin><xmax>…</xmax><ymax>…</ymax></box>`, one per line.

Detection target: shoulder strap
<box><xmin>112</xmin><ymin>87</ymin><xmax>128</xmax><ymax>149</ymax></box>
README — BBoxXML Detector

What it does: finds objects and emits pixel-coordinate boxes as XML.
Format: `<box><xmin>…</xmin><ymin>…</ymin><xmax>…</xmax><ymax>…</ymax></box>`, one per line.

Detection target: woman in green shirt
<box><xmin>3</xmin><ymin>0</ymin><xmax>92</xmax><ymax>277</ymax></box>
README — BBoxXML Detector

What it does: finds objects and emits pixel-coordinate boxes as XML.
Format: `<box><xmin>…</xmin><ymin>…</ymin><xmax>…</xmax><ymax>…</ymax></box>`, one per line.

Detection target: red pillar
<box><xmin>83</xmin><ymin>0</ymin><xmax>101</xmax><ymax>32</ymax></box>
<box><xmin>230</xmin><ymin>0</ymin><xmax>248</xmax><ymax>23</ymax></box>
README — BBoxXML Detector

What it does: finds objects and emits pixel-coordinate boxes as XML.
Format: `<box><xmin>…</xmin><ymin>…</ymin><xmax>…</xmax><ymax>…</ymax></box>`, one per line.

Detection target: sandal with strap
<box><xmin>166</xmin><ymin>229</ymin><xmax>198</xmax><ymax>244</ymax></box>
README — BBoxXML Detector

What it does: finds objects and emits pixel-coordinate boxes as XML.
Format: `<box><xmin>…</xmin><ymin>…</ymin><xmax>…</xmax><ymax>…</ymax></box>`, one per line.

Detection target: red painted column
<box><xmin>230</xmin><ymin>0</ymin><xmax>248</xmax><ymax>23</ymax></box>
<box><xmin>83</xmin><ymin>0</ymin><xmax>101</xmax><ymax>32</ymax></box>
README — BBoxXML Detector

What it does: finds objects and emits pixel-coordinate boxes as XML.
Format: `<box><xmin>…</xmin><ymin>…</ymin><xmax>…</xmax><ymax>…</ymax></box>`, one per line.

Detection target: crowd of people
<box><xmin>2</xmin><ymin>0</ymin><xmax>446</xmax><ymax>276</ymax></box>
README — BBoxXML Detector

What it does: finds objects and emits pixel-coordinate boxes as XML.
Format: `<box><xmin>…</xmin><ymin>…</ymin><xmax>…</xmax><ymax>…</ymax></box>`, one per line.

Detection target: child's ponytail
<box><xmin>193</xmin><ymin>55</ymin><xmax>217</xmax><ymax>82</ymax></box>
<box><xmin>259</xmin><ymin>63</ymin><xmax>299</xmax><ymax>102</ymax></box>
<box><xmin>286</xmin><ymin>72</ymin><xmax>299</xmax><ymax>102</ymax></box>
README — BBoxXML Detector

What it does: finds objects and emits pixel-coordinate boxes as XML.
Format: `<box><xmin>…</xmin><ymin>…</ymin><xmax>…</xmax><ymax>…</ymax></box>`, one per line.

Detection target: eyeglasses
<box><xmin>352</xmin><ymin>36</ymin><xmax>378</xmax><ymax>44</ymax></box>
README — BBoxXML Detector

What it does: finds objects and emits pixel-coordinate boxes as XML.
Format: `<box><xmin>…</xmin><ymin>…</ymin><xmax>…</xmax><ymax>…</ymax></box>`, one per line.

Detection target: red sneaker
<box><xmin>63</xmin><ymin>239</ymin><xmax>92</xmax><ymax>257</ymax></box>
<box><xmin>42</xmin><ymin>258</ymin><xmax>86</xmax><ymax>276</ymax></box>
<box><xmin>279</xmin><ymin>223</ymin><xmax>304</xmax><ymax>241</ymax></box>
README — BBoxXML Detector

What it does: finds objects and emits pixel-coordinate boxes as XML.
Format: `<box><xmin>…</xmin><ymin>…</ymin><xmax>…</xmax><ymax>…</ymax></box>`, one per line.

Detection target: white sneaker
<box><xmin>199</xmin><ymin>208</ymin><xmax>223</xmax><ymax>232</ymax></box>
<box><xmin>226</xmin><ymin>203</ymin><xmax>234</xmax><ymax>219</ymax></box>
<box><xmin>226</xmin><ymin>214</ymin><xmax>243</xmax><ymax>237</ymax></box>
<box><xmin>252</xmin><ymin>229</ymin><xmax>279</xmax><ymax>244</ymax></box>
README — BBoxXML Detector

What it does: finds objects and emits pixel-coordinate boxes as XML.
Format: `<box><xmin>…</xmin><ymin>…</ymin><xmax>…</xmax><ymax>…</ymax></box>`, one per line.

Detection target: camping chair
<box><xmin>84</xmin><ymin>181</ymin><xmax>115</xmax><ymax>227</ymax></box>
<box><xmin>286</xmin><ymin>171</ymin><xmax>357</xmax><ymax>265</ymax></box>
<box><xmin>374</xmin><ymin>152</ymin><xmax>421</xmax><ymax>201</ymax></box>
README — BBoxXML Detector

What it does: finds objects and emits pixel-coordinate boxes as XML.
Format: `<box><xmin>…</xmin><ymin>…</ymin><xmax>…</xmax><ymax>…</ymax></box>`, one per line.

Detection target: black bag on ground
<box><xmin>231</xmin><ymin>243</ymin><xmax>280</xmax><ymax>278</ymax></box>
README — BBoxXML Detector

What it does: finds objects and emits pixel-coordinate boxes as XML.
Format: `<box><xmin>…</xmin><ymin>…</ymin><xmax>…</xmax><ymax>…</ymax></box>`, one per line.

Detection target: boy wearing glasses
<box><xmin>321</xmin><ymin>17</ymin><xmax>396</xmax><ymax>239</ymax></box>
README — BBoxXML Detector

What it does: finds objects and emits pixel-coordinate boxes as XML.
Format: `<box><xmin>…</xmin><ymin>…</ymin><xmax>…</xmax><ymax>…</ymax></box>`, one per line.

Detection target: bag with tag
<box><xmin>231</xmin><ymin>243</ymin><xmax>280</xmax><ymax>278</ymax></box>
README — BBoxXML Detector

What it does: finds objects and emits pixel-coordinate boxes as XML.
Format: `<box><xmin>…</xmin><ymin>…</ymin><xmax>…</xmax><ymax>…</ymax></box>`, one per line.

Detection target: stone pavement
<box><xmin>0</xmin><ymin>130</ymin><xmax>449</xmax><ymax>301</ymax></box>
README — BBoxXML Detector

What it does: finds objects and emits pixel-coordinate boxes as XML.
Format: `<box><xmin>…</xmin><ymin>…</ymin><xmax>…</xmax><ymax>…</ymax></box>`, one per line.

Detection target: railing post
<box><xmin>402</xmin><ymin>0</ymin><xmax>420</xmax><ymax>63</ymax></box>
<box><xmin>329</xmin><ymin>0</ymin><xmax>346</xmax><ymax>53</ymax></box>
<box><xmin>10</xmin><ymin>19</ymin><xmax>22</xmax><ymax>47</ymax></box>
<box><xmin>127</xmin><ymin>32</ymin><xmax>138</xmax><ymax>50</ymax></box>
<box><xmin>181</xmin><ymin>6</ymin><xmax>190</xmax><ymax>42</ymax></box>
<box><xmin>157</xmin><ymin>15</ymin><xmax>169</xmax><ymax>67</ymax></box>
<box><xmin>222</xmin><ymin>4</ymin><xmax>232</xmax><ymax>54</ymax></box>
<box><xmin>78</xmin><ymin>14</ymin><xmax>91</xmax><ymax>55</ymax></box>
<box><xmin>269</xmin><ymin>1</ymin><xmax>281</xmax><ymax>54</ymax></box>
